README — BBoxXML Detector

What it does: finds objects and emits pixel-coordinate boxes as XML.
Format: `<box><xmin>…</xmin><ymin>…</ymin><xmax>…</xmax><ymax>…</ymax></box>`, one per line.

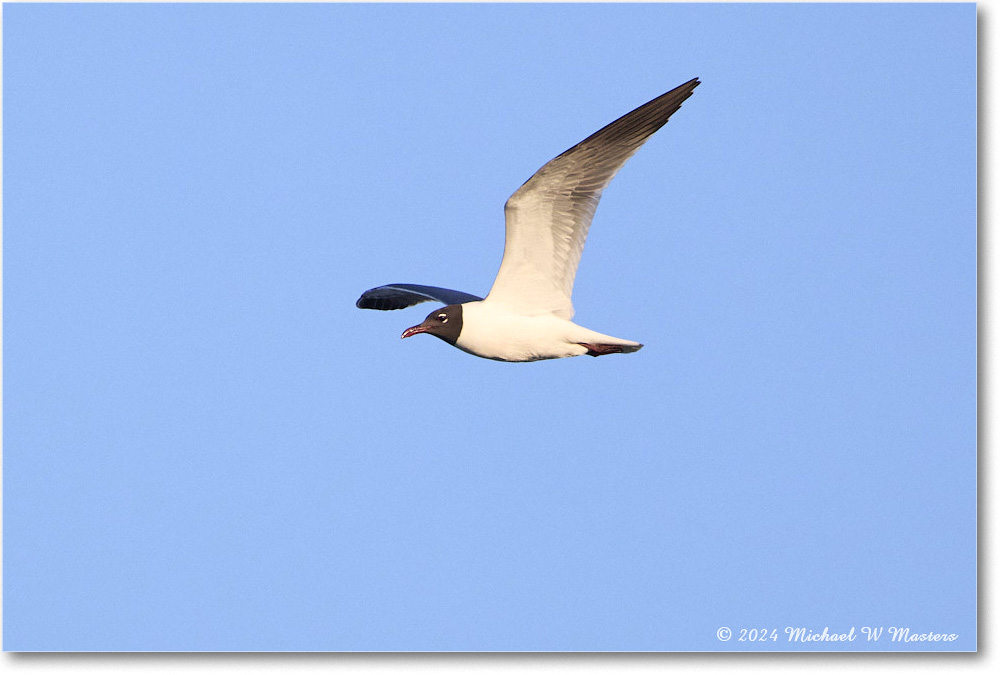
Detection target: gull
<box><xmin>356</xmin><ymin>78</ymin><xmax>700</xmax><ymax>362</ymax></box>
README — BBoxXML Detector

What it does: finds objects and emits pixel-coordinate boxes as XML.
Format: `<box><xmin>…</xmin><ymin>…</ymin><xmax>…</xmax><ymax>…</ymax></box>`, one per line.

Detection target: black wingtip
<box><xmin>666</xmin><ymin>77</ymin><xmax>701</xmax><ymax>102</ymax></box>
<box><xmin>356</xmin><ymin>283</ymin><xmax>485</xmax><ymax>311</ymax></box>
<box><xmin>356</xmin><ymin>291</ymin><xmax>407</xmax><ymax>311</ymax></box>
<box><xmin>669</xmin><ymin>77</ymin><xmax>701</xmax><ymax>100</ymax></box>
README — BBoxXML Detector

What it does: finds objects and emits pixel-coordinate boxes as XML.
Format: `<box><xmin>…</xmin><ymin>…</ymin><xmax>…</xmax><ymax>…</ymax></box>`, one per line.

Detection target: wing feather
<box><xmin>356</xmin><ymin>284</ymin><xmax>483</xmax><ymax>311</ymax></box>
<box><xmin>486</xmin><ymin>78</ymin><xmax>700</xmax><ymax>319</ymax></box>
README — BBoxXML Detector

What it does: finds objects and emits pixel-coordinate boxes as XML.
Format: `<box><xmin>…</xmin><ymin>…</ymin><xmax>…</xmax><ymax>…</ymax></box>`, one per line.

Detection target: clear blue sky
<box><xmin>3</xmin><ymin>3</ymin><xmax>976</xmax><ymax>651</ymax></box>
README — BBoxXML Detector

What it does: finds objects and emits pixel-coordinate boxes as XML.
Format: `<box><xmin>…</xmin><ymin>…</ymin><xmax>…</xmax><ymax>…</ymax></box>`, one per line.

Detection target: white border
<box><xmin>0</xmin><ymin>1</ymin><xmax>988</xmax><ymax>672</ymax></box>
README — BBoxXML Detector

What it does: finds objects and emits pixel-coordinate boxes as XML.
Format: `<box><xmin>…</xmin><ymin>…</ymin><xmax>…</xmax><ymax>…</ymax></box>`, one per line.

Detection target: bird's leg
<box><xmin>578</xmin><ymin>343</ymin><xmax>642</xmax><ymax>357</ymax></box>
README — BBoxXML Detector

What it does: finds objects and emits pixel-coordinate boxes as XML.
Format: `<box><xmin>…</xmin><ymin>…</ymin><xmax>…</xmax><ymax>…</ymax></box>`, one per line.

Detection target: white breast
<box><xmin>455</xmin><ymin>301</ymin><xmax>638</xmax><ymax>362</ymax></box>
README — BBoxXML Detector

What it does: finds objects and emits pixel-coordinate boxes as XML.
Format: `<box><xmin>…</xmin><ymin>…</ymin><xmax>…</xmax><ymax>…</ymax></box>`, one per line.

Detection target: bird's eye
<box><xmin>437</xmin><ymin>314</ymin><xmax>448</xmax><ymax>323</ymax></box>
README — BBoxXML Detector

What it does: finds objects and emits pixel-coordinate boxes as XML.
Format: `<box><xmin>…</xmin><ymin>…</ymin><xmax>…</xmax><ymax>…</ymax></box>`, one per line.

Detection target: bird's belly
<box><xmin>455</xmin><ymin>312</ymin><xmax>588</xmax><ymax>362</ymax></box>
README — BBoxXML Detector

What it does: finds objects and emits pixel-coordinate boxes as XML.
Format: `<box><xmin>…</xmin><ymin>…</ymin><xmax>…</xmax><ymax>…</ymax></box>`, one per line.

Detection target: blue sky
<box><xmin>3</xmin><ymin>2</ymin><xmax>976</xmax><ymax>651</ymax></box>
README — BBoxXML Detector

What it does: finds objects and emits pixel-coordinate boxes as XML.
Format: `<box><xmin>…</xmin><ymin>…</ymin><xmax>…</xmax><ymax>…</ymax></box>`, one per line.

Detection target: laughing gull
<box><xmin>356</xmin><ymin>78</ymin><xmax>700</xmax><ymax>362</ymax></box>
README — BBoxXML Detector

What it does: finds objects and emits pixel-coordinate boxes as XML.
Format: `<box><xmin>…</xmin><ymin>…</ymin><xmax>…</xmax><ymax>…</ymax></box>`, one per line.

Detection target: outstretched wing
<box><xmin>486</xmin><ymin>78</ymin><xmax>700</xmax><ymax>320</ymax></box>
<box><xmin>356</xmin><ymin>283</ymin><xmax>484</xmax><ymax>311</ymax></box>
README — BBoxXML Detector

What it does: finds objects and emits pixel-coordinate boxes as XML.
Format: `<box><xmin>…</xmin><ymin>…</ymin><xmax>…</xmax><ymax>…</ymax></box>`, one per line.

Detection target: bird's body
<box><xmin>452</xmin><ymin>301</ymin><xmax>641</xmax><ymax>362</ymax></box>
<box><xmin>356</xmin><ymin>78</ymin><xmax>700</xmax><ymax>362</ymax></box>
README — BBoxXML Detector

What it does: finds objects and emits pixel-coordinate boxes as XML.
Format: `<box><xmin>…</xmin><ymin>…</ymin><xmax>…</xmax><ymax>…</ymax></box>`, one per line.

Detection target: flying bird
<box><xmin>356</xmin><ymin>78</ymin><xmax>700</xmax><ymax>362</ymax></box>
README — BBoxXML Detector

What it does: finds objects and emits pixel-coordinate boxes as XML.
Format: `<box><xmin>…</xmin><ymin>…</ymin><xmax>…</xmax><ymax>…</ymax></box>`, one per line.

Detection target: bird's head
<box><xmin>401</xmin><ymin>304</ymin><xmax>463</xmax><ymax>345</ymax></box>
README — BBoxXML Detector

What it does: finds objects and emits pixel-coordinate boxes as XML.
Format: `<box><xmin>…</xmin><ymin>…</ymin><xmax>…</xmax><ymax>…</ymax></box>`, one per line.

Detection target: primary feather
<box><xmin>486</xmin><ymin>78</ymin><xmax>700</xmax><ymax>319</ymax></box>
